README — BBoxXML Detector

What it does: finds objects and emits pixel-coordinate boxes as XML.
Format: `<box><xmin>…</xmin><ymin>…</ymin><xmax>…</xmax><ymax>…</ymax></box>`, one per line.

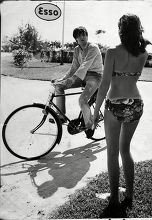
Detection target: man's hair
<box><xmin>73</xmin><ymin>26</ymin><xmax>88</xmax><ymax>39</ymax></box>
<box><xmin>118</xmin><ymin>13</ymin><xmax>151</xmax><ymax>56</ymax></box>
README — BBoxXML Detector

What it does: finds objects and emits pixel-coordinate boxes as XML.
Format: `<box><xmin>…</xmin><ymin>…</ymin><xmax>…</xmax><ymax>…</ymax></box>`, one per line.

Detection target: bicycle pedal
<box><xmin>77</xmin><ymin>125</ymin><xmax>86</xmax><ymax>132</ymax></box>
<box><xmin>59</xmin><ymin>118</ymin><xmax>67</xmax><ymax>124</ymax></box>
<box><xmin>49</xmin><ymin>118</ymin><xmax>55</xmax><ymax>123</ymax></box>
<box><xmin>49</xmin><ymin>118</ymin><xmax>67</xmax><ymax>124</ymax></box>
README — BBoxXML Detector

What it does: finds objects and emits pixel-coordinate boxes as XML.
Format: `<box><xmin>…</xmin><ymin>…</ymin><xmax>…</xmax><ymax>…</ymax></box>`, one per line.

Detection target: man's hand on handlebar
<box><xmin>51</xmin><ymin>75</ymin><xmax>79</xmax><ymax>87</ymax></box>
<box><xmin>51</xmin><ymin>78</ymin><xmax>64</xmax><ymax>84</ymax></box>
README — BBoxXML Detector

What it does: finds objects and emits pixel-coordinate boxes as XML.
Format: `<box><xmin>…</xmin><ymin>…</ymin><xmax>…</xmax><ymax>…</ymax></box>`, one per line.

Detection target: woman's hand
<box><xmin>93</xmin><ymin>112</ymin><xmax>100</xmax><ymax>129</ymax></box>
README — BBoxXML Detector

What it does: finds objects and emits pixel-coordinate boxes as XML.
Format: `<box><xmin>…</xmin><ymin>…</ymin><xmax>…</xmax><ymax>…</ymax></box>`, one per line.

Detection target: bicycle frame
<box><xmin>48</xmin><ymin>91</ymin><xmax>83</xmax><ymax>123</ymax></box>
<box><xmin>31</xmin><ymin>90</ymin><xmax>84</xmax><ymax>134</ymax></box>
<box><xmin>2</xmin><ymin>85</ymin><xmax>105</xmax><ymax>160</ymax></box>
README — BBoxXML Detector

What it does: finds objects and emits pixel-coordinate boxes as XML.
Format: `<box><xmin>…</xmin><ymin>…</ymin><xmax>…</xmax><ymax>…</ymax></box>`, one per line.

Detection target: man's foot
<box><xmin>85</xmin><ymin>129</ymin><xmax>94</xmax><ymax>138</ymax></box>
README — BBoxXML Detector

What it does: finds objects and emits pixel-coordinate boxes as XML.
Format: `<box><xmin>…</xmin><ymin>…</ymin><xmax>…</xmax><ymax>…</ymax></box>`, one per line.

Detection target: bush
<box><xmin>51</xmin><ymin>50</ymin><xmax>61</xmax><ymax>63</ymax></box>
<box><xmin>51</xmin><ymin>50</ymin><xmax>73</xmax><ymax>63</ymax></box>
<box><xmin>12</xmin><ymin>49</ymin><xmax>32</xmax><ymax>68</ymax></box>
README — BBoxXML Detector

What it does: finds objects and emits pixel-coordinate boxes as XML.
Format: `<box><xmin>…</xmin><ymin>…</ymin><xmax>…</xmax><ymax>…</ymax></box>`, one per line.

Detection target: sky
<box><xmin>1</xmin><ymin>1</ymin><xmax>152</xmax><ymax>52</ymax></box>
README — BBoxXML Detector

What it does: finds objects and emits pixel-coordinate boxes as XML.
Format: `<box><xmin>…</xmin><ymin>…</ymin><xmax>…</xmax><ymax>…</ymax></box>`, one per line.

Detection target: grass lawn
<box><xmin>49</xmin><ymin>160</ymin><xmax>152</xmax><ymax>219</ymax></box>
<box><xmin>1</xmin><ymin>53</ymin><xmax>71</xmax><ymax>81</ymax></box>
<box><xmin>1</xmin><ymin>52</ymin><xmax>152</xmax><ymax>81</ymax></box>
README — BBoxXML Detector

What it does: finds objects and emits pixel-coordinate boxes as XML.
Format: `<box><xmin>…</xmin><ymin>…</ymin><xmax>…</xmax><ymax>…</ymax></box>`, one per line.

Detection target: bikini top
<box><xmin>112</xmin><ymin>71</ymin><xmax>141</xmax><ymax>77</ymax></box>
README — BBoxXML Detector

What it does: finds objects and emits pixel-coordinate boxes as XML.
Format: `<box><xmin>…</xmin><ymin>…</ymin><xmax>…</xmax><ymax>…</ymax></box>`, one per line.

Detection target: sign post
<box><xmin>35</xmin><ymin>2</ymin><xmax>64</xmax><ymax>64</ymax></box>
<box><xmin>60</xmin><ymin>0</ymin><xmax>65</xmax><ymax>65</ymax></box>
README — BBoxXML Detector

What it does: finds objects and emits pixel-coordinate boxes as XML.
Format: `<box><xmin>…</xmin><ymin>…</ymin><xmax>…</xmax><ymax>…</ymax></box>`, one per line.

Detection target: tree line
<box><xmin>2</xmin><ymin>23</ymin><xmax>151</xmax><ymax>67</ymax></box>
<box><xmin>2</xmin><ymin>23</ymin><xmax>108</xmax><ymax>55</ymax></box>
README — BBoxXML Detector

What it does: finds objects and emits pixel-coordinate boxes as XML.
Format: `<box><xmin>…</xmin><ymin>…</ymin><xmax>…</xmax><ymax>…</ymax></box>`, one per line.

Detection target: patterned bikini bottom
<box><xmin>105</xmin><ymin>98</ymin><xmax>144</xmax><ymax>123</ymax></box>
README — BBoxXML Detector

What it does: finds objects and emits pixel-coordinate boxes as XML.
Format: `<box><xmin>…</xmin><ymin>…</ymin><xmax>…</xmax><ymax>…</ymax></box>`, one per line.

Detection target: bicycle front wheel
<box><xmin>2</xmin><ymin>104</ymin><xmax>62</xmax><ymax>160</ymax></box>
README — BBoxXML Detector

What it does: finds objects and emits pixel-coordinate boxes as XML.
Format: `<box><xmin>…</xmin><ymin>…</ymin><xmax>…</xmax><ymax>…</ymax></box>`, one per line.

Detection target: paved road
<box><xmin>1</xmin><ymin>75</ymin><xmax>152</xmax><ymax>220</ymax></box>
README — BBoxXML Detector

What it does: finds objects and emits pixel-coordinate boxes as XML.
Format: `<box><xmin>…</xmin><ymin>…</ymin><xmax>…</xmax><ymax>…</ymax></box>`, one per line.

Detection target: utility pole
<box><xmin>60</xmin><ymin>0</ymin><xmax>65</xmax><ymax>65</ymax></box>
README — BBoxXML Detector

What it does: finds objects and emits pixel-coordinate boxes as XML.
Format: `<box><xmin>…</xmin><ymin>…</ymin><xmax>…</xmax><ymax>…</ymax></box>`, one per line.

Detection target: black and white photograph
<box><xmin>1</xmin><ymin>0</ymin><xmax>152</xmax><ymax>219</ymax></box>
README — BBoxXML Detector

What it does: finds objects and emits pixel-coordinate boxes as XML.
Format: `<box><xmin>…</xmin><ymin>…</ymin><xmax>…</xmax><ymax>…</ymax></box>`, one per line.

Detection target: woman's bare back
<box><xmin>107</xmin><ymin>45</ymin><xmax>148</xmax><ymax>100</ymax></box>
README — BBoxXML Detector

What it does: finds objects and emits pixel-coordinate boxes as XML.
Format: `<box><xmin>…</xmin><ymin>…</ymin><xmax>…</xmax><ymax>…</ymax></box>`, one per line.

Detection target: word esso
<box><xmin>35</xmin><ymin>3</ymin><xmax>61</xmax><ymax>21</ymax></box>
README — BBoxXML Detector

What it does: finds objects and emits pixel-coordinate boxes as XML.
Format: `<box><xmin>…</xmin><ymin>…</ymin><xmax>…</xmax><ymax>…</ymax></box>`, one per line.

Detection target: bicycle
<box><xmin>2</xmin><ymin>84</ymin><xmax>105</xmax><ymax>160</ymax></box>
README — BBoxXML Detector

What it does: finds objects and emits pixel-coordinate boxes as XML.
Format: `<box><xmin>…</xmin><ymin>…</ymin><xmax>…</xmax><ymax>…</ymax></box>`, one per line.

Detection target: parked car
<box><xmin>145</xmin><ymin>53</ymin><xmax>152</xmax><ymax>67</ymax></box>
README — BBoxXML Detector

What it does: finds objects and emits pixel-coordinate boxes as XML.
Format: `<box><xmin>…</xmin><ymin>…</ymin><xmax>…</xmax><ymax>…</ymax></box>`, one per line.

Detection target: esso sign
<box><xmin>35</xmin><ymin>3</ymin><xmax>61</xmax><ymax>21</ymax></box>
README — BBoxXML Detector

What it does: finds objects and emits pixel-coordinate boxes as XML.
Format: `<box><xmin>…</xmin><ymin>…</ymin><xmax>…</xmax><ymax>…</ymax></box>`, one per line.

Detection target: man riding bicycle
<box><xmin>53</xmin><ymin>26</ymin><xmax>103</xmax><ymax>132</ymax></box>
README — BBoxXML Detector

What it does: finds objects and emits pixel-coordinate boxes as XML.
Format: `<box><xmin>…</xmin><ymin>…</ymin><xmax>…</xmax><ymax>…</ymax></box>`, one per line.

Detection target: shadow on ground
<box><xmin>1</xmin><ymin>141</ymin><xmax>107</xmax><ymax>199</ymax></box>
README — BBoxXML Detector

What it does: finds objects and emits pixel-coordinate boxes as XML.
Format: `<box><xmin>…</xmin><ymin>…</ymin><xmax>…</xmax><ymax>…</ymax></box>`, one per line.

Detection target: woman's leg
<box><xmin>104</xmin><ymin>109</ymin><xmax>121</xmax><ymax>203</ymax></box>
<box><xmin>119</xmin><ymin>120</ymin><xmax>139</xmax><ymax>199</ymax></box>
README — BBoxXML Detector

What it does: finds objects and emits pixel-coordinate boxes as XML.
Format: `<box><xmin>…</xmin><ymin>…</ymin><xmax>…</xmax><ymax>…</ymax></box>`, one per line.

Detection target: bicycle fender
<box><xmin>33</xmin><ymin>103</ymin><xmax>46</xmax><ymax>108</ymax></box>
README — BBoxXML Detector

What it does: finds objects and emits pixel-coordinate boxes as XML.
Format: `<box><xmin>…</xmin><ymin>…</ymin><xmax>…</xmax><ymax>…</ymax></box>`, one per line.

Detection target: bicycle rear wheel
<box><xmin>2</xmin><ymin>104</ymin><xmax>62</xmax><ymax>160</ymax></box>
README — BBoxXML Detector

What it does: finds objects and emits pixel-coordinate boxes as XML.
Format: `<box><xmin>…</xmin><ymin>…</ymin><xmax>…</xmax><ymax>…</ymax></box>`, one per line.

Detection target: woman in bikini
<box><xmin>93</xmin><ymin>14</ymin><xmax>150</xmax><ymax>217</ymax></box>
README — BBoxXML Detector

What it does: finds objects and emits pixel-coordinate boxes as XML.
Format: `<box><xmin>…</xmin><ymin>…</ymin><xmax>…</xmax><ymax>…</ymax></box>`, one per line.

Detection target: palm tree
<box><xmin>95</xmin><ymin>29</ymin><xmax>106</xmax><ymax>47</ymax></box>
<box><xmin>95</xmin><ymin>29</ymin><xmax>106</xmax><ymax>35</ymax></box>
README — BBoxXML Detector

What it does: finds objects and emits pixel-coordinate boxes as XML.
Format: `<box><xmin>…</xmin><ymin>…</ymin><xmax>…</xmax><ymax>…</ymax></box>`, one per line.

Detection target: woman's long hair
<box><xmin>118</xmin><ymin>14</ymin><xmax>150</xmax><ymax>56</ymax></box>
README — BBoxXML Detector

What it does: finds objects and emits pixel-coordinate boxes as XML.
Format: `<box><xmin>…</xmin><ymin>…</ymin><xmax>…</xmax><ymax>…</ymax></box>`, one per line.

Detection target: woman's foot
<box><xmin>99</xmin><ymin>201</ymin><xmax>125</xmax><ymax>218</ymax></box>
<box><xmin>120</xmin><ymin>196</ymin><xmax>133</xmax><ymax>210</ymax></box>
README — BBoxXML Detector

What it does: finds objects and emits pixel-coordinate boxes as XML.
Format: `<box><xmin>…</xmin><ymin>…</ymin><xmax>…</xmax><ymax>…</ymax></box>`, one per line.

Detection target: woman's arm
<box><xmin>93</xmin><ymin>48</ymin><xmax>115</xmax><ymax>126</ymax></box>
